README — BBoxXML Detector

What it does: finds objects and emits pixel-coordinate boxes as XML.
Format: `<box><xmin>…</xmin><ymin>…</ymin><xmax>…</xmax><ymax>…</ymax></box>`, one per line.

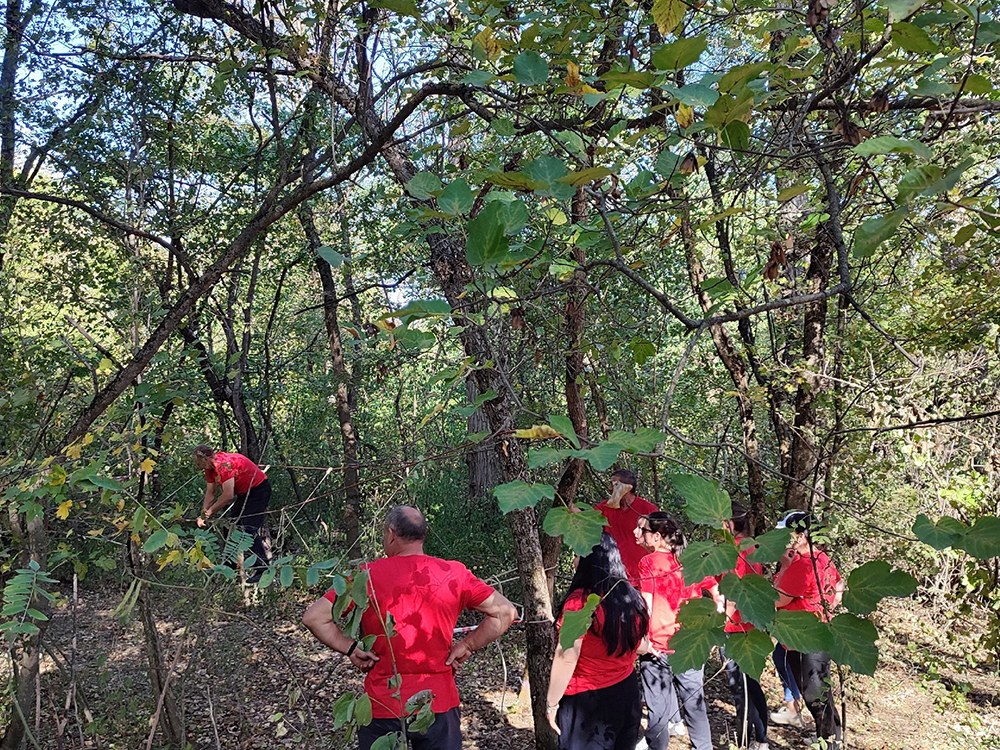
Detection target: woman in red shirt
<box><xmin>773</xmin><ymin>512</ymin><xmax>844</xmax><ymax>749</ymax></box>
<box><xmin>193</xmin><ymin>445</ymin><xmax>272</xmax><ymax>581</ymax></box>
<box><xmin>634</xmin><ymin>512</ymin><xmax>719</xmax><ymax>750</ymax></box>
<box><xmin>719</xmin><ymin>502</ymin><xmax>769</xmax><ymax>750</ymax></box>
<box><xmin>546</xmin><ymin>532</ymin><xmax>649</xmax><ymax>750</ymax></box>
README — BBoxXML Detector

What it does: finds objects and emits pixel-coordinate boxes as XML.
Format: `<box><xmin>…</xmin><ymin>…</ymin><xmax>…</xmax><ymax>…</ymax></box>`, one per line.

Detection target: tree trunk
<box><xmin>465</xmin><ymin>375</ymin><xmax>499</xmax><ymax>498</ymax></box>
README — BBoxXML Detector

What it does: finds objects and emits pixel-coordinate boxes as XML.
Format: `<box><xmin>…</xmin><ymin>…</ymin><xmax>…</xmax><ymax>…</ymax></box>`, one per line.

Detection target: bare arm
<box><xmin>205</xmin><ymin>478</ymin><xmax>236</xmax><ymax>517</ymax></box>
<box><xmin>545</xmin><ymin>636</ymin><xmax>584</xmax><ymax>735</ymax></box>
<box><xmin>302</xmin><ymin>597</ymin><xmax>379</xmax><ymax>672</ymax></box>
<box><xmin>445</xmin><ymin>591</ymin><xmax>518</xmax><ymax>669</ymax></box>
<box><xmin>202</xmin><ymin>482</ymin><xmax>215</xmax><ymax>513</ymax></box>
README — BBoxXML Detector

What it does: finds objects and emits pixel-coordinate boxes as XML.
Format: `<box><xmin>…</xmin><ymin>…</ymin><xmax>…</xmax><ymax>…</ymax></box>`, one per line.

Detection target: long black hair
<box><xmin>560</xmin><ymin>532</ymin><xmax>648</xmax><ymax>656</ymax></box>
<box><xmin>645</xmin><ymin>511</ymin><xmax>686</xmax><ymax>555</ymax></box>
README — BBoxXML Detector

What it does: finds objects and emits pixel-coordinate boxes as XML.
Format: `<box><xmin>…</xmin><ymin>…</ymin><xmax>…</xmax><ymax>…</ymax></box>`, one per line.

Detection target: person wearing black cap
<box><xmin>773</xmin><ymin>511</ymin><xmax>845</xmax><ymax>748</ymax></box>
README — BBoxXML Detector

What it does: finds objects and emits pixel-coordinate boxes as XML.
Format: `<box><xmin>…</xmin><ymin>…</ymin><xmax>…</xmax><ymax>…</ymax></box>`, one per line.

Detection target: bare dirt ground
<box><xmin>5</xmin><ymin>583</ymin><xmax>998</xmax><ymax>749</ymax></box>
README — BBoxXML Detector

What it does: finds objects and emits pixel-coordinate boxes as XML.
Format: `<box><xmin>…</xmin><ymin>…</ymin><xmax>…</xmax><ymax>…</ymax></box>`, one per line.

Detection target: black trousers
<box><xmin>358</xmin><ymin>707</ymin><xmax>461</xmax><ymax>750</ymax></box>
<box><xmin>787</xmin><ymin>649</ymin><xmax>842</xmax><ymax>746</ymax></box>
<box><xmin>722</xmin><ymin>649</ymin><xmax>768</xmax><ymax>746</ymax></box>
<box><xmin>556</xmin><ymin>673</ymin><xmax>642</xmax><ymax>750</ymax></box>
<box><xmin>226</xmin><ymin>479</ymin><xmax>271</xmax><ymax>570</ymax></box>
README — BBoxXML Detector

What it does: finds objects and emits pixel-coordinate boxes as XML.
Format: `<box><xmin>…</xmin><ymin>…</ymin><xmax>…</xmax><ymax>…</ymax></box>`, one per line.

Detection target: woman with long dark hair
<box><xmin>546</xmin><ymin>532</ymin><xmax>649</xmax><ymax>749</ymax></box>
<box><xmin>634</xmin><ymin>511</ymin><xmax>719</xmax><ymax>750</ymax></box>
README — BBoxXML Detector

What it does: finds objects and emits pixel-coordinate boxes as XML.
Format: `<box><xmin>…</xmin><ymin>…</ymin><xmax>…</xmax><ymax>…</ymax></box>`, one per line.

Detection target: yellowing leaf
<box><xmin>82</xmin><ymin>433</ymin><xmax>94</xmax><ymax>446</ymax></box>
<box><xmin>514</xmin><ymin>425</ymin><xmax>562</xmax><ymax>440</ymax></box>
<box><xmin>64</xmin><ymin>442</ymin><xmax>83</xmax><ymax>459</ymax></box>
<box><xmin>473</xmin><ymin>27</ymin><xmax>502</xmax><ymax>61</ymax></box>
<box><xmin>564</xmin><ymin>61</ymin><xmax>581</xmax><ymax>88</ymax></box>
<box><xmin>652</xmin><ymin>0</ymin><xmax>685</xmax><ymax>34</ymax></box>
<box><xmin>579</xmin><ymin>84</ymin><xmax>600</xmax><ymax>94</ymax></box>
<box><xmin>157</xmin><ymin>549</ymin><xmax>182</xmax><ymax>571</ymax></box>
<box><xmin>56</xmin><ymin>500</ymin><xmax>73</xmax><ymax>520</ymax></box>
<box><xmin>675</xmin><ymin>103</ymin><xmax>695</xmax><ymax>128</ymax></box>
<box><xmin>140</xmin><ymin>457</ymin><xmax>156</xmax><ymax>474</ymax></box>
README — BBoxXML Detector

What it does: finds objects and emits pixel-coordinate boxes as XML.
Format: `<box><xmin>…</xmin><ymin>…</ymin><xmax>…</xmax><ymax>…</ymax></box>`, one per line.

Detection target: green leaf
<box><xmin>600</xmin><ymin>70</ymin><xmax>656</xmax><ymax>89</ymax></box>
<box><xmin>493</xmin><ymin>481</ymin><xmax>554</xmax><ymax>513</ymax></box>
<box><xmin>912</xmin><ymin>513</ymin><xmax>966</xmax><ymax>550</ymax></box>
<box><xmin>829</xmin><ymin>613</ymin><xmax>879</xmax><ymax>675</ymax></box>
<box><xmin>559</xmin><ymin>593</ymin><xmax>600</xmax><ymax>650</ymax></box>
<box><xmin>652</xmin><ymin>0</ymin><xmax>686</xmax><ymax>34</ymax></box>
<box><xmin>438</xmin><ymin>179</ymin><xmax>474</xmax><ymax>216</ymax></box>
<box><xmin>405</xmin><ymin>171</ymin><xmax>442</xmax><ymax>200</ymax></box>
<box><xmin>674</xmin><ymin>84</ymin><xmax>719</xmax><ymax>107</ymax></box>
<box><xmin>669</xmin><ymin>598</ymin><xmax>726</xmax><ymax>672</ymax></box>
<box><xmin>526</xmin><ymin>156</ymin><xmax>569</xmax><ymax>186</ymax></box>
<box><xmin>886</xmin><ymin>0</ymin><xmax>924</xmax><ymax>22</ymax></box>
<box><xmin>670</xmin><ymin>473</ymin><xmax>731</xmax><ymax>527</ymax></box>
<box><xmin>956</xmin><ymin>515</ymin><xmax>1000</xmax><ymax>560</ymax></box>
<box><xmin>769</xmin><ymin>610</ymin><xmax>833</xmax><ymax>653</ymax></box>
<box><xmin>527</xmin><ymin>447</ymin><xmax>575</xmax><ymax>469</ymax></box>
<box><xmin>316</xmin><ymin>246</ymin><xmax>344</xmax><ymax>267</ymax></box>
<box><xmin>88</xmin><ymin>474</ymin><xmax>125</xmax><ymax>491</ymax></box>
<box><xmin>721</xmin><ymin>121</ymin><xmax>751</xmax><ymax>151</ymax></box>
<box><xmin>719</xmin><ymin>571</ymin><xmax>778</xmax><ymax>629</ymax></box>
<box><xmin>544</xmin><ymin>505</ymin><xmax>608</xmax><ymax>557</ymax></box>
<box><xmin>279</xmin><ymin>565</ymin><xmax>294</xmax><ymax>588</ymax></box>
<box><xmin>852</xmin><ymin>135</ymin><xmax>934</xmax><ymax>161</ymax></box>
<box><xmin>652</xmin><ymin>36</ymin><xmax>708</xmax><ymax>70</ymax></box>
<box><xmin>719</xmin><ymin>61</ymin><xmax>770</xmax><ymax>93</ymax></box>
<box><xmin>143</xmin><ymin>530</ymin><xmax>169</xmax><ymax>553</ymax></box>
<box><xmin>354</xmin><ymin>693</ymin><xmax>373</xmax><ymax>725</ymax></box>
<box><xmin>843</xmin><ymin>560</ymin><xmax>918</xmax><ymax>615</ymax></box>
<box><xmin>853</xmin><ymin>207</ymin><xmax>908</xmax><ymax>257</ymax></box>
<box><xmin>461</xmin><ymin>69</ymin><xmax>494</xmax><ymax>87</ymax></box>
<box><xmin>558</xmin><ymin>166</ymin><xmax>615</xmax><ymax>187</ymax></box>
<box><xmin>679</xmin><ymin>541</ymin><xmax>738</xmax><ymax>585</ymax></box>
<box><xmin>306</xmin><ymin>565</ymin><xmax>321</xmax><ymax>587</ymax></box>
<box><xmin>897</xmin><ymin>164</ymin><xmax>944</xmax><ymax>202</ymax></box>
<box><xmin>578</xmin><ymin>441</ymin><xmax>624</xmax><ymax>472</ymax></box>
<box><xmin>466</xmin><ymin>201</ymin><xmax>510</xmax><ymax>266</ymax></box>
<box><xmin>745</xmin><ymin>528</ymin><xmax>792</xmax><ymax>564</ymax></box>
<box><xmin>777</xmin><ymin>184</ymin><xmax>810</xmax><ymax>202</ymax></box>
<box><xmin>606</xmin><ymin>428</ymin><xmax>668</xmax><ymax>453</ymax></box>
<box><xmin>513</xmin><ymin>51</ymin><xmax>549</xmax><ymax>86</ymax></box>
<box><xmin>331</xmin><ymin>693</ymin><xmax>355</xmax><ymax>728</ymax></box>
<box><xmin>892</xmin><ymin>21</ymin><xmax>939</xmax><ymax>54</ymax></box>
<box><xmin>656</xmin><ymin>149</ymin><xmax>681</xmax><ymax>177</ymax></box>
<box><xmin>370</xmin><ymin>733</ymin><xmax>402</xmax><ymax>750</ymax></box>
<box><xmin>499</xmin><ymin>200</ymin><xmax>530</xmax><ymax>234</ymax></box>
<box><xmin>370</xmin><ymin>0</ymin><xmax>420</xmax><ymax>17</ymax></box>
<box><xmin>387</xmin><ymin>299</ymin><xmax>451</xmax><ymax>323</ymax></box>
<box><xmin>350</xmin><ymin>569</ymin><xmax>370</xmax><ymax>609</ymax></box>
<box><xmin>548</xmin><ymin>414</ymin><xmax>580</xmax><ymax>449</ymax></box>
<box><xmin>725</xmin><ymin>629</ymin><xmax>774</xmax><ymax>680</ymax></box>
<box><xmin>491</xmin><ymin>118</ymin><xmax>516</xmax><ymax>136</ymax></box>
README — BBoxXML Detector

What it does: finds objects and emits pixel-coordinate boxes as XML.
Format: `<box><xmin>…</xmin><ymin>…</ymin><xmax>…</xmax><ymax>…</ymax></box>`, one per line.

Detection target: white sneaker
<box><xmin>634</xmin><ymin>738</ymin><xmax>648</xmax><ymax>750</ymax></box>
<box><xmin>668</xmin><ymin>721</ymin><xmax>687</xmax><ymax>737</ymax></box>
<box><xmin>749</xmin><ymin>743</ymin><xmax>769</xmax><ymax>750</ymax></box>
<box><xmin>769</xmin><ymin>707</ymin><xmax>805</xmax><ymax>727</ymax></box>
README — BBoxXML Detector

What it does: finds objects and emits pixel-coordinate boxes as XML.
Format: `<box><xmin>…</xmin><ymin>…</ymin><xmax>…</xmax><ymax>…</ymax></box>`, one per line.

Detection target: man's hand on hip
<box><xmin>445</xmin><ymin>640</ymin><xmax>474</xmax><ymax>671</ymax></box>
<box><xmin>349</xmin><ymin>647</ymin><xmax>379</xmax><ymax>672</ymax></box>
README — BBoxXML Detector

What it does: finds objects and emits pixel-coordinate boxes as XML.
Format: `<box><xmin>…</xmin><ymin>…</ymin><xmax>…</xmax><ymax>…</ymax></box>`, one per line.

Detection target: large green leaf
<box><xmin>606</xmin><ymin>428</ymin><xmax>668</xmax><ymax>453</ymax></box>
<box><xmin>548</xmin><ymin>414</ymin><xmax>580</xmax><ymax>448</ymax></box>
<box><xmin>829</xmin><ymin>613</ymin><xmax>879</xmax><ymax>675</ymax></box>
<box><xmin>577</xmin><ymin>441</ymin><xmax>624</xmax><ymax>471</ymax></box>
<box><xmin>499</xmin><ymin>200</ymin><xmax>530</xmax><ymax>234</ymax></box>
<box><xmin>493</xmin><ymin>480</ymin><xmax>554</xmax><ymax>513</ymax></box>
<box><xmin>388</xmin><ymin>299</ymin><xmax>451</xmax><ymax>323</ymax></box>
<box><xmin>651</xmin><ymin>0</ymin><xmax>686</xmax><ymax>34</ymax></box>
<box><xmin>559</xmin><ymin>593</ymin><xmax>600</xmax><ymax>650</ymax></box>
<box><xmin>405</xmin><ymin>171</ymin><xmax>442</xmax><ymax>200</ymax></box>
<box><xmin>370</xmin><ymin>0</ymin><xmax>420</xmax><ymax>17</ymax></box>
<box><xmin>843</xmin><ymin>560</ymin><xmax>918</xmax><ymax>615</ymax></box>
<box><xmin>853</xmin><ymin>207</ymin><xmax>908</xmax><ymax>257</ymax></box>
<box><xmin>886</xmin><ymin>0</ymin><xmax>924</xmax><ymax>22</ymax></box>
<box><xmin>543</xmin><ymin>504</ymin><xmax>608</xmax><ymax>556</ymax></box>
<box><xmin>669</xmin><ymin>473</ymin><xmax>731</xmax><ymax>527</ymax></box>
<box><xmin>770</xmin><ymin>610</ymin><xmax>833</xmax><ymax>654</ymax></box>
<box><xmin>897</xmin><ymin>164</ymin><xmax>944</xmax><ymax>202</ymax></box>
<box><xmin>143</xmin><ymin>529</ymin><xmax>168</xmax><ymax>553</ymax></box>
<box><xmin>892</xmin><ymin>21</ymin><xmax>939</xmax><ymax>54</ymax></box>
<box><xmin>669</xmin><ymin>598</ymin><xmax>726</xmax><ymax>672</ymax></box>
<box><xmin>513</xmin><ymin>51</ymin><xmax>549</xmax><ymax>86</ymax></box>
<box><xmin>527</xmin><ymin>447</ymin><xmax>575</xmax><ymax>469</ymax></box>
<box><xmin>466</xmin><ymin>201</ymin><xmax>510</xmax><ymax>266</ymax></box>
<box><xmin>317</xmin><ymin>246</ymin><xmax>344</xmax><ymax>267</ymax></box>
<box><xmin>718</xmin><ymin>61</ymin><xmax>770</xmax><ymax>93</ymax></box>
<box><xmin>912</xmin><ymin>513</ymin><xmax>965</xmax><ymax>550</ymax></box>
<box><xmin>955</xmin><ymin>515</ymin><xmax>1000</xmax><ymax>560</ymax></box>
<box><xmin>852</xmin><ymin>135</ymin><xmax>933</xmax><ymax>161</ymax></box>
<box><xmin>725</xmin><ymin>629</ymin><xmax>774</xmax><ymax>680</ymax></box>
<box><xmin>526</xmin><ymin>156</ymin><xmax>568</xmax><ymax>185</ymax></box>
<box><xmin>652</xmin><ymin>36</ymin><xmax>708</xmax><ymax>70</ymax></box>
<box><xmin>673</xmin><ymin>84</ymin><xmax>719</xmax><ymax>107</ymax></box>
<box><xmin>719</xmin><ymin>571</ymin><xmax>778</xmax><ymax>629</ymax></box>
<box><xmin>747</xmin><ymin>528</ymin><xmax>792</xmax><ymax>565</ymax></box>
<box><xmin>679</xmin><ymin>541</ymin><xmax>738</xmax><ymax>585</ymax></box>
<box><xmin>437</xmin><ymin>178</ymin><xmax>474</xmax><ymax>216</ymax></box>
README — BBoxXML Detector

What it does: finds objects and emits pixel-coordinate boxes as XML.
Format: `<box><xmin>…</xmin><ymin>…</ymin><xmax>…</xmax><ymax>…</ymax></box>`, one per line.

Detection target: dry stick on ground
<box><xmin>206</xmin><ymin>685</ymin><xmax>222</xmax><ymax>750</ymax></box>
<box><xmin>143</xmin><ymin>638</ymin><xmax>188</xmax><ymax>750</ymax></box>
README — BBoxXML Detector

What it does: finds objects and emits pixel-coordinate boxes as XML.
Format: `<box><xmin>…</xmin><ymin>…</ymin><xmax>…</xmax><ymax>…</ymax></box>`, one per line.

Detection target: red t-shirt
<box><xmin>595</xmin><ymin>495</ymin><xmax>658</xmax><ymax>584</ymax></box>
<box><xmin>323</xmin><ymin>554</ymin><xmax>494</xmax><ymax>718</ymax></box>
<box><xmin>775</xmin><ymin>549</ymin><xmax>841</xmax><ymax>621</ymax></box>
<box><xmin>204</xmin><ymin>452</ymin><xmax>267</xmax><ymax>496</ymax></box>
<box><xmin>558</xmin><ymin>590</ymin><xmax>640</xmax><ymax>695</ymax></box>
<box><xmin>638</xmin><ymin>550</ymin><xmax>715</xmax><ymax>652</ymax></box>
<box><xmin>721</xmin><ymin>537</ymin><xmax>764</xmax><ymax>633</ymax></box>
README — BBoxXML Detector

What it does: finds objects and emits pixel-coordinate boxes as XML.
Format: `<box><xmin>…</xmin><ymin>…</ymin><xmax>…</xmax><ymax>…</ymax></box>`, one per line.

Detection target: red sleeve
<box><xmin>458</xmin><ymin>564</ymin><xmax>496</xmax><ymax>609</ymax></box>
<box><xmin>637</xmin><ymin>555</ymin><xmax>654</xmax><ymax>595</ymax></box>
<box><xmin>557</xmin><ymin>590</ymin><xmax>587</xmax><ymax>629</ymax></box>
<box><xmin>214</xmin><ymin>457</ymin><xmax>236</xmax><ymax>484</ymax></box>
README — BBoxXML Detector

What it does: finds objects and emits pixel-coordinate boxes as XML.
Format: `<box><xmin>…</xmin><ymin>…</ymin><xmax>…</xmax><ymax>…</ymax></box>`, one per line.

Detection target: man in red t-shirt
<box><xmin>194</xmin><ymin>445</ymin><xmax>271</xmax><ymax>580</ymax></box>
<box><xmin>302</xmin><ymin>506</ymin><xmax>517</xmax><ymax>750</ymax></box>
<box><xmin>594</xmin><ymin>469</ymin><xmax>657</xmax><ymax>584</ymax></box>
